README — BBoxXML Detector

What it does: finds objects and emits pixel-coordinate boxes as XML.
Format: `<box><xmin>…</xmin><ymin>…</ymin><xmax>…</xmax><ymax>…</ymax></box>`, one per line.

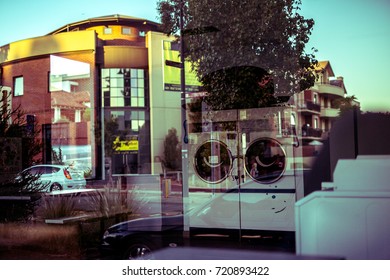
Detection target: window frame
<box><xmin>122</xmin><ymin>27</ymin><xmax>131</xmax><ymax>35</ymax></box>
<box><xmin>13</xmin><ymin>76</ymin><xmax>24</xmax><ymax>96</ymax></box>
<box><xmin>103</xmin><ymin>27</ymin><xmax>113</xmax><ymax>35</ymax></box>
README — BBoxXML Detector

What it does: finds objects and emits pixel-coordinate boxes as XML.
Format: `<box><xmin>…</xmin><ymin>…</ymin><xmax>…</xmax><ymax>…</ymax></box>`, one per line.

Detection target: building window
<box><xmin>122</xmin><ymin>27</ymin><xmax>131</xmax><ymax>35</ymax></box>
<box><xmin>103</xmin><ymin>109</ymin><xmax>150</xmax><ymax>175</ymax></box>
<box><xmin>139</xmin><ymin>31</ymin><xmax>146</xmax><ymax>37</ymax></box>
<box><xmin>130</xmin><ymin>69</ymin><xmax>145</xmax><ymax>107</ymax></box>
<box><xmin>130</xmin><ymin>111</ymin><xmax>145</xmax><ymax>132</ymax></box>
<box><xmin>314</xmin><ymin>117</ymin><xmax>319</xmax><ymax>129</ymax></box>
<box><xmin>104</xmin><ymin>27</ymin><xmax>112</xmax><ymax>34</ymax></box>
<box><xmin>313</xmin><ymin>93</ymin><xmax>318</xmax><ymax>104</ymax></box>
<box><xmin>13</xmin><ymin>76</ymin><xmax>24</xmax><ymax>96</ymax></box>
<box><xmin>101</xmin><ymin>68</ymin><xmax>146</xmax><ymax>108</ymax></box>
<box><xmin>102</xmin><ymin>68</ymin><xmax>150</xmax><ymax>175</ymax></box>
<box><xmin>107</xmin><ymin>110</ymin><xmax>145</xmax><ymax>134</ymax></box>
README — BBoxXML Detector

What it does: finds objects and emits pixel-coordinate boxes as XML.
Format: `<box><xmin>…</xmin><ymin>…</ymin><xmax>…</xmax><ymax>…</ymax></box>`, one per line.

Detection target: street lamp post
<box><xmin>179</xmin><ymin>0</ymin><xmax>190</xmax><ymax>235</ymax></box>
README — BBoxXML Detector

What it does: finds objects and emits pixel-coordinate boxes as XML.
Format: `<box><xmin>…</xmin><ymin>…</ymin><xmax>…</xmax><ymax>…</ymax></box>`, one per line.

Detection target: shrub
<box><xmin>0</xmin><ymin>173</ymin><xmax>47</xmax><ymax>222</ymax></box>
<box><xmin>38</xmin><ymin>194</ymin><xmax>77</xmax><ymax>219</ymax></box>
<box><xmin>162</xmin><ymin>128</ymin><xmax>182</xmax><ymax>171</ymax></box>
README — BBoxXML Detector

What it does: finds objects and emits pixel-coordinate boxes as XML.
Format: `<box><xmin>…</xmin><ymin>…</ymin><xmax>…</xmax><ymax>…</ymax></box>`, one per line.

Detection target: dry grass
<box><xmin>37</xmin><ymin>195</ymin><xmax>77</xmax><ymax>219</ymax></box>
<box><xmin>85</xmin><ymin>180</ymin><xmax>150</xmax><ymax>218</ymax></box>
<box><xmin>0</xmin><ymin>222</ymin><xmax>82</xmax><ymax>259</ymax></box>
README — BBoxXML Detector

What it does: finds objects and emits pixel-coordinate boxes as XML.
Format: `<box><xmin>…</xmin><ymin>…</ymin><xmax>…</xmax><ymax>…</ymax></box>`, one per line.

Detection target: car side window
<box><xmin>43</xmin><ymin>167</ymin><xmax>60</xmax><ymax>174</ymax></box>
<box><xmin>28</xmin><ymin>167</ymin><xmax>41</xmax><ymax>175</ymax></box>
<box><xmin>52</xmin><ymin>167</ymin><xmax>60</xmax><ymax>173</ymax></box>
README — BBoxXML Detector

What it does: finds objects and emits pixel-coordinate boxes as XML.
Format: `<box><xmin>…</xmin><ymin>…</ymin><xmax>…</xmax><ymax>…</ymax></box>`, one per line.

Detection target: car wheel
<box><xmin>123</xmin><ymin>240</ymin><xmax>155</xmax><ymax>260</ymax></box>
<box><xmin>50</xmin><ymin>183</ymin><xmax>62</xmax><ymax>192</ymax></box>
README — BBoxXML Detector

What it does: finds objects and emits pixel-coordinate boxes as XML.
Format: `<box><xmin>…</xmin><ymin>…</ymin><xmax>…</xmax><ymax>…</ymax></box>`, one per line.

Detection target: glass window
<box><xmin>103</xmin><ymin>27</ymin><xmax>112</xmax><ymax>34</ymax></box>
<box><xmin>127</xmin><ymin>111</ymin><xmax>145</xmax><ymax>132</ymax></box>
<box><xmin>111</xmin><ymin>96</ymin><xmax>124</xmax><ymax>107</ymax></box>
<box><xmin>101</xmin><ymin>68</ymin><xmax>146</xmax><ymax>108</ymax></box>
<box><xmin>110</xmin><ymin>88</ymin><xmax>122</xmax><ymax>97</ymax></box>
<box><xmin>131</xmin><ymin>78</ymin><xmax>137</xmax><ymax>88</ymax></box>
<box><xmin>137</xmin><ymin>69</ymin><xmax>144</xmax><ymax>78</ymax></box>
<box><xmin>13</xmin><ymin>76</ymin><xmax>24</xmax><ymax>96</ymax></box>
<box><xmin>103</xmin><ymin>108</ymin><xmax>150</xmax><ymax>176</ymax></box>
<box><xmin>122</xmin><ymin>27</ymin><xmax>131</xmax><ymax>35</ymax></box>
<box><xmin>314</xmin><ymin>117</ymin><xmax>319</xmax><ymax>129</ymax></box>
<box><xmin>101</xmin><ymin>68</ymin><xmax>110</xmax><ymax>78</ymax></box>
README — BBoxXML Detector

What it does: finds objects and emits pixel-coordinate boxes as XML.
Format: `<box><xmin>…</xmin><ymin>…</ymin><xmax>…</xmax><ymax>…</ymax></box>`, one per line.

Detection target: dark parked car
<box><xmin>100</xmin><ymin>189</ymin><xmax>295</xmax><ymax>260</ymax></box>
<box><xmin>100</xmin><ymin>214</ymin><xmax>184</xmax><ymax>259</ymax></box>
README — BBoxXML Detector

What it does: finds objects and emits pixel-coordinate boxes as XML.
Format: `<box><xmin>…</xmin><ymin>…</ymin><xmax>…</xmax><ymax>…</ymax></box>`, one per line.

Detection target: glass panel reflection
<box><xmin>49</xmin><ymin>55</ymin><xmax>94</xmax><ymax>178</ymax></box>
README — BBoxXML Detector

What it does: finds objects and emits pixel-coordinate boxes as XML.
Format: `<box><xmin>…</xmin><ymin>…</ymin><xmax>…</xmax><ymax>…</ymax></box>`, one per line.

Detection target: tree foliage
<box><xmin>0</xmin><ymin>87</ymin><xmax>45</xmax><ymax>221</ymax></box>
<box><xmin>333</xmin><ymin>95</ymin><xmax>360</xmax><ymax>115</ymax></box>
<box><xmin>162</xmin><ymin>128</ymin><xmax>182</xmax><ymax>170</ymax></box>
<box><xmin>157</xmin><ymin>0</ymin><xmax>317</xmax><ymax>110</ymax></box>
<box><xmin>0</xmin><ymin>88</ymin><xmax>42</xmax><ymax>170</ymax></box>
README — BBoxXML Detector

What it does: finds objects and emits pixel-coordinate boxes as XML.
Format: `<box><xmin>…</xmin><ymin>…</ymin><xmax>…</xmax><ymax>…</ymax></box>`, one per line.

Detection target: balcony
<box><xmin>313</xmin><ymin>83</ymin><xmax>345</xmax><ymax>98</ymax></box>
<box><xmin>321</xmin><ymin>107</ymin><xmax>340</xmax><ymax>118</ymax></box>
<box><xmin>297</xmin><ymin>101</ymin><xmax>321</xmax><ymax>114</ymax></box>
<box><xmin>302</xmin><ymin>126</ymin><xmax>323</xmax><ymax>139</ymax></box>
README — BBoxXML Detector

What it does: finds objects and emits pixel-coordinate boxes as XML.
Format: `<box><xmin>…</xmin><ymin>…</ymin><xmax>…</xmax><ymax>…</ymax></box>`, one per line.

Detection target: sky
<box><xmin>0</xmin><ymin>0</ymin><xmax>389</xmax><ymax>112</ymax></box>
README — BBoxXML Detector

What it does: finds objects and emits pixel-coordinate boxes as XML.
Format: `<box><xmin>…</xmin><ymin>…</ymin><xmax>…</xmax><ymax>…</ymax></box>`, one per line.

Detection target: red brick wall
<box><xmin>2</xmin><ymin>58</ymin><xmax>51</xmax><ymax>124</ymax></box>
<box><xmin>304</xmin><ymin>90</ymin><xmax>312</xmax><ymax>101</ymax></box>
<box><xmin>2</xmin><ymin>51</ymin><xmax>96</xmax><ymax>162</ymax></box>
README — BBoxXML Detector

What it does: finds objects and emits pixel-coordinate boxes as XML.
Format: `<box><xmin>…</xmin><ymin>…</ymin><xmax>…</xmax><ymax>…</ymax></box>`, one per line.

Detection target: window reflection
<box><xmin>102</xmin><ymin>68</ymin><xmax>150</xmax><ymax>176</ymax></box>
<box><xmin>101</xmin><ymin>68</ymin><xmax>145</xmax><ymax>108</ymax></box>
<box><xmin>49</xmin><ymin>55</ymin><xmax>93</xmax><ymax>178</ymax></box>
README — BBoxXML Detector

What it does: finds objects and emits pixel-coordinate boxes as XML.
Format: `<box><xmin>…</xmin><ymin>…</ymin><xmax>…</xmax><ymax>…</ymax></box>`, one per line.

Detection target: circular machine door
<box><xmin>193</xmin><ymin>140</ymin><xmax>233</xmax><ymax>184</ymax></box>
<box><xmin>245</xmin><ymin>137</ymin><xmax>286</xmax><ymax>184</ymax></box>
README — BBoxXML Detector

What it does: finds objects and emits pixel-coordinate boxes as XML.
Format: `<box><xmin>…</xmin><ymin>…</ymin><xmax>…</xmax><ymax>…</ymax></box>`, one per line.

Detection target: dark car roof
<box><xmin>112</xmin><ymin>214</ymin><xmax>184</xmax><ymax>232</ymax></box>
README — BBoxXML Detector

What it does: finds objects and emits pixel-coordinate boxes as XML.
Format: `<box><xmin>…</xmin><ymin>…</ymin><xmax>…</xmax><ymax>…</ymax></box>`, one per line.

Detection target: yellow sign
<box><xmin>163</xmin><ymin>40</ymin><xmax>202</xmax><ymax>92</ymax></box>
<box><xmin>113</xmin><ymin>137</ymin><xmax>139</xmax><ymax>152</ymax></box>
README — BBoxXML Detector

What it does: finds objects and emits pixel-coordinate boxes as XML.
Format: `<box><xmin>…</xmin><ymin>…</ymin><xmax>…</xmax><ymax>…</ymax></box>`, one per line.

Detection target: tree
<box><xmin>0</xmin><ymin>87</ymin><xmax>42</xmax><ymax>170</ymax></box>
<box><xmin>162</xmin><ymin>128</ymin><xmax>182</xmax><ymax>170</ymax></box>
<box><xmin>0</xmin><ymin>87</ymin><xmax>45</xmax><ymax>221</ymax></box>
<box><xmin>333</xmin><ymin>95</ymin><xmax>360</xmax><ymax>115</ymax></box>
<box><xmin>157</xmin><ymin>0</ymin><xmax>317</xmax><ymax>110</ymax></box>
<box><xmin>103</xmin><ymin>115</ymin><xmax>120</xmax><ymax>158</ymax></box>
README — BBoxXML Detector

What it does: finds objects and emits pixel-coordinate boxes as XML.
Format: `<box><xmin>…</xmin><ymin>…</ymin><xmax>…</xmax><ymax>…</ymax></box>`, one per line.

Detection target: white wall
<box><xmin>147</xmin><ymin>32</ymin><xmax>182</xmax><ymax>174</ymax></box>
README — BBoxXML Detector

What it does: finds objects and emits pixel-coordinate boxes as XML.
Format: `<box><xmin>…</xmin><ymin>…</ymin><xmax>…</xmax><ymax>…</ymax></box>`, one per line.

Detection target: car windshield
<box><xmin>0</xmin><ymin>0</ymin><xmax>389</xmax><ymax>276</ymax></box>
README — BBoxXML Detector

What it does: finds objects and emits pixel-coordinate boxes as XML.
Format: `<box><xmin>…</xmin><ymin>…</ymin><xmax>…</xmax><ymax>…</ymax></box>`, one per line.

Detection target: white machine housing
<box><xmin>295</xmin><ymin>155</ymin><xmax>390</xmax><ymax>259</ymax></box>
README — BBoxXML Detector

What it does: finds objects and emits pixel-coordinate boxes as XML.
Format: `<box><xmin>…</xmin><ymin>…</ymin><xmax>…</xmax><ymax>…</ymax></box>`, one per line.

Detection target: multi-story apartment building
<box><xmin>294</xmin><ymin>60</ymin><xmax>350</xmax><ymax>167</ymax></box>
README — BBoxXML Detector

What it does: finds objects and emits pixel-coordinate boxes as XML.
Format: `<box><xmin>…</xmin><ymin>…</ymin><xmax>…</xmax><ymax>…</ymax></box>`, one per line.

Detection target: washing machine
<box><xmin>186</xmin><ymin>106</ymin><xmax>304</xmax><ymax>233</ymax></box>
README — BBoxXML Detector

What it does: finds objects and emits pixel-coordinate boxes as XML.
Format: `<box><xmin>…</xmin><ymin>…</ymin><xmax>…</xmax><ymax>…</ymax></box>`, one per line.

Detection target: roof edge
<box><xmin>47</xmin><ymin>14</ymin><xmax>161</xmax><ymax>35</ymax></box>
